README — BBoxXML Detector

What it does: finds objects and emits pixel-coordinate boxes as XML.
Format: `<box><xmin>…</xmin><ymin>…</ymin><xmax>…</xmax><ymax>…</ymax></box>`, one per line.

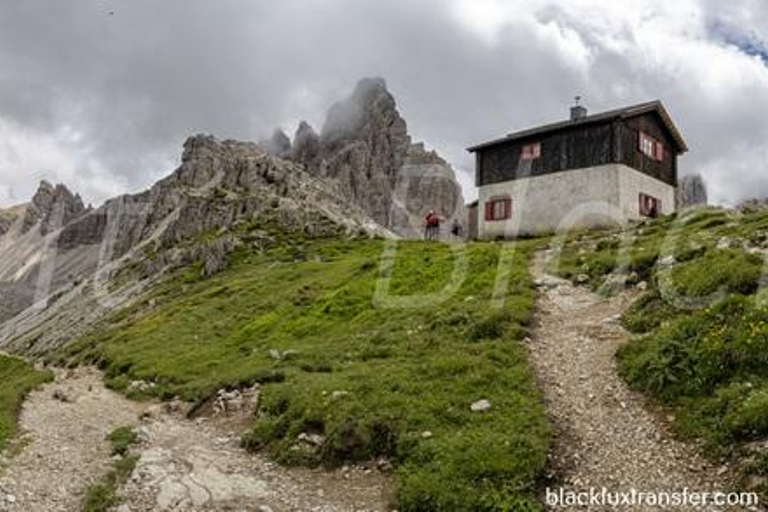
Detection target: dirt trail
<box><xmin>0</xmin><ymin>368</ymin><xmax>146</xmax><ymax>512</ymax></box>
<box><xmin>0</xmin><ymin>368</ymin><xmax>392</xmax><ymax>512</ymax></box>
<box><xmin>529</xmin><ymin>251</ymin><xmax>751</xmax><ymax>511</ymax></box>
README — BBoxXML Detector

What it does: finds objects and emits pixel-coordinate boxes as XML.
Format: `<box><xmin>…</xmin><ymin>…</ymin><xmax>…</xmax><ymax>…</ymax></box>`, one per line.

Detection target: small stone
<box><xmin>658</xmin><ymin>255</ymin><xmax>676</xmax><ymax>267</ymax></box>
<box><xmin>716</xmin><ymin>237</ymin><xmax>733</xmax><ymax>250</ymax></box>
<box><xmin>471</xmin><ymin>399</ymin><xmax>492</xmax><ymax>412</ymax></box>
<box><xmin>421</xmin><ymin>431</ymin><xmax>433</xmax><ymax>439</ymax></box>
<box><xmin>282</xmin><ymin>349</ymin><xmax>300</xmax><ymax>360</ymax></box>
<box><xmin>6</xmin><ymin>494</ymin><xmax>16</xmax><ymax>504</ymax></box>
<box><xmin>331</xmin><ymin>391</ymin><xmax>350</xmax><ymax>400</ymax></box>
<box><xmin>52</xmin><ymin>389</ymin><xmax>71</xmax><ymax>403</ymax></box>
<box><xmin>267</xmin><ymin>349</ymin><xmax>282</xmax><ymax>360</ymax></box>
<box><xmin>297</xmin><ymin>433</ymin><xmax>325</xmax><ymax>447</ymax></box>
<box><xmin>575</xmin><ymin>274</ymin><xmax>590</xmax><ymax>284</ymax></box>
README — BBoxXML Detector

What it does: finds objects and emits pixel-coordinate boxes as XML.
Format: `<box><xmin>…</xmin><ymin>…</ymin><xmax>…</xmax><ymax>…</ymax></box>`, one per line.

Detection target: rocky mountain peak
<box><xmin>21</xmin><ymin>180</ymin><xmax>87</xmax><ymax>234</ymax></box>
<box><xmin>292</xmin><ymin>121</ymin><xmax>321</xmax><ymax>175</ymax></box>
<box><xmin>321</xmin><ymin>77</ymin><xmax>405</xmax><ymax>149</ymax></box>
<box><xmin>291</xmin><ymin>77</ymin><xmax>463</xmax><ymax>236</ymax></box>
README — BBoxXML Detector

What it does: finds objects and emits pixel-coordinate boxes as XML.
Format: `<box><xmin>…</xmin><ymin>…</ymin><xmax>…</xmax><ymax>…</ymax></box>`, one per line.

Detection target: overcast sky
<box><xmin>1</xmin><ymin>0</ymin><xmax>768</xmax><ymax>207</ymax></box>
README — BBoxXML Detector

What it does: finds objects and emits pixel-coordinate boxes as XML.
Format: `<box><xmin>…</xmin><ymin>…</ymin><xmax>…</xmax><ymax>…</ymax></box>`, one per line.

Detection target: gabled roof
<box><xmin>467</xmin><ymin>100</ymin><xmax>688</xmax><ymax>154</ymax></box>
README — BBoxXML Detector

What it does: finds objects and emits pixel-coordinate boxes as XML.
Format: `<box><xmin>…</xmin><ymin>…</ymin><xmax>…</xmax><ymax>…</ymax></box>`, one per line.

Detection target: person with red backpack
<box><xmin>424</xmin><ymin>210</ymin><xmax>440</xmax><ymax>241</ymax></box>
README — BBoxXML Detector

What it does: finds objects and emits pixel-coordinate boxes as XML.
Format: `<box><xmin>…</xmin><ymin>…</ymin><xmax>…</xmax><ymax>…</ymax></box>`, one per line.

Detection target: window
<box><xmin>639</xmin><ymin>132</ymin><xmax>665</xmax><ymax>162</ymax></box>
<box><xmin>639</xmin><ymin>193</ymin><xmax>662</xmax><ymax>218</ymax></box>
<box><xmin>521</xmin><ymin>142</ymin><xmax>541</xmax><ymax>161</ymax></box>
<box><xmin>485</xmin><ymin>197</ymin><xmax>512</xmax><ymax>222</ymax></box>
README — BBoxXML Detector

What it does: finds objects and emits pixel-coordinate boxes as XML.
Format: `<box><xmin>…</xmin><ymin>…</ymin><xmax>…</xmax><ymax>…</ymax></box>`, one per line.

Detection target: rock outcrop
<box><xmin>21</xmin><ymin>181</ymin><xmax>87</xmax><ymax>235</ymax></box>
<box><xmin>56</xmin><ymin>135</ymin><xmax>388</xmax><ymax>258</ymax></box>
<box><xmin>290</xmin><ymin>78</ymin><xmax>464</xmax><ymax>237</ymax></box>
<box><xmin>676</xmin><ymin>174</ymin><xmax>708</xmax><ymax>209</ymax></box>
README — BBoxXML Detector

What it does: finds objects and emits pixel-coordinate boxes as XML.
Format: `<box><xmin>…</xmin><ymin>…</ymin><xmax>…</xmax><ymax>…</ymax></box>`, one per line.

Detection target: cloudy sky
<box><xmin>1</xmin><ymin>0</ymin><xmax>767</xmax><ymax>207</ymax></box>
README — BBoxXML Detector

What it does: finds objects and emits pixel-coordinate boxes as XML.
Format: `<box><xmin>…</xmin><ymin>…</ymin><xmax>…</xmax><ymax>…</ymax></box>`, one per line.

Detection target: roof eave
<box><xmin>467</xmin><ymin>101</ymin><xmax>689</xmax><ymax>154</ymax></box>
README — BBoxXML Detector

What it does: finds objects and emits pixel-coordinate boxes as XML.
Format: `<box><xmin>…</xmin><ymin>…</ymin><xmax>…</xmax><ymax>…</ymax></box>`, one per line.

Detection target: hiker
<box><xmin>425</xmin><ymin>211</ymin><xmax>440</xmax><ymax>241</ymax></box>
<box><xmin>450</xmin><ymin>219</ymin><xmax>462</xmax><ymax>239</ymax></box>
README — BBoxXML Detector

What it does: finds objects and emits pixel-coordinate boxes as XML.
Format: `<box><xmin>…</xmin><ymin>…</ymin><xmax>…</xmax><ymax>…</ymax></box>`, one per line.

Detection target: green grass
<box><xmin>82</xmin><ymin>426</ymin><xmax>141</xmax><ymax>512</ymax></box>
<box><xmin>64</xmin><ymin>237</ymin><xmax>549</xmax><ymax>511</ymax></box>
<box><xmin>108</xmin><ymin>426</ymin><xmax>139</xmax><ymax>456</ymax></box>
<box><xmin>0</xmin><ymin>354</ymin><xmax>53</xmax><ymax>452</ymax></box>
<box><xmin>82</xmin><ymin>455</ymin><xmax>139</xmax><ymax>512</ymax></box>
<box><xmin>553</xmin><ymin>206</ymin><xmax>768</xmax><ymax>488</ymax></box>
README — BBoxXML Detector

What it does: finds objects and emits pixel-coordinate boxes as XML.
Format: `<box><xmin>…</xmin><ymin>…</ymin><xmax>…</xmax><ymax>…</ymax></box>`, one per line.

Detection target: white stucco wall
<box><xmin>617</xmin><ymin>165</ymin><xmax>676</xmax><ymax>221</ymax></box>
<box><xmin>477</xmin><ymin>164</ymin><xmax>675</xmax><ymax>239</ymax></box>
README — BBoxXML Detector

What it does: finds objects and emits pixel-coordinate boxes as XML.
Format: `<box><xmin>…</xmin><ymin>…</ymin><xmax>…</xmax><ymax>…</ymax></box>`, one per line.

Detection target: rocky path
<box><xmin>529</xmin><ymin>251</ymin><xmax>751</xmax><ymax>511</ymax></box>
<box><xmin>0</xmin><ymin>368</ymin><xmax>392</xmax><ymax>512</ymax></box>
<box><xmin>0</xmin><ymin>368</ymin><xmax>146</xmax><ymax>511</ymax></box>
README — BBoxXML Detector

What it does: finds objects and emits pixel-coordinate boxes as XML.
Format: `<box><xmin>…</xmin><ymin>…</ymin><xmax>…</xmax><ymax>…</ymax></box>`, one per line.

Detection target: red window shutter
<box><xmin>484</xmin><ymin>201</ymin><xmax>493</xmax><ymax>221</ymax></box>
<box><xmin>521</xmin><ymin>143</ymin><xmax>541</xmax><ymax>161</ymax></box>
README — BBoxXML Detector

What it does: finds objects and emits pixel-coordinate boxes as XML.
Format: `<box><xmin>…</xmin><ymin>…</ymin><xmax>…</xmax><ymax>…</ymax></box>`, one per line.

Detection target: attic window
<box><xmin>485</xmin><ymin>196</ymin><xmax>512</xmax><ymax>222</ymax></box>
<box><xmin>521</xmin><ymin>142</ymin><xmax>541</xmax><ymax>161</ymax></box>
<box><xmin>639</xmin><ymin>132</ymin><xmax>665</xmax><ymax>162</ymax></box>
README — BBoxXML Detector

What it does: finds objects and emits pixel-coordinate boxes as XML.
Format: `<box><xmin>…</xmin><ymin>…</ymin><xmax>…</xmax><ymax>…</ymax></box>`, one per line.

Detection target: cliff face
<box><xmin>290</xmin><ymin>78</ymin><xmax>465</xmax><ymax>237</ymax></box>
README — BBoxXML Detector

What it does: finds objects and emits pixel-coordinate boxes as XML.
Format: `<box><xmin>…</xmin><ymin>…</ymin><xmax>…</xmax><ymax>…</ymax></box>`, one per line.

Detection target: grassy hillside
<box><xmin>0</xmin><ymin>354</ymin><xmax>53</xmax><ymax>451</ymax></box>
<box><xmin>64</xmin><ymin>235</ymin><xmax>549</xmax><ymax>511</ymax></box>
<box><xmin>552</xmin><ymin>206</ymin><xmax>768</xmax><ymax>491</ymax></box>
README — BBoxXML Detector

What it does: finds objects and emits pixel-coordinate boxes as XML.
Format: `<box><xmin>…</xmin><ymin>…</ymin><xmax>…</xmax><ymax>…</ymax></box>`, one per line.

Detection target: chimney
<box><xmin>570</xmin><ymin>96</ymin><xmax>587</xmax><ymax>121</ymax></box>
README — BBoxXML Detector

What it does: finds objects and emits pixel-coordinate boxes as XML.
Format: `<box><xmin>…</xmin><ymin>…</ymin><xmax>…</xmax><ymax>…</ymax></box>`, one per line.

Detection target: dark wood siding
<box><xmin>616</xmin><ymin>112</ymin><xmax>677</xmax><ymax>186</ymax></box>
<box><xmin>478</xmin><ymin>122</ymin><xmax>613</xmax><ymax>186</ymax></box>
<box><xmin>476</xmin><ymin>113</ymin><xmax>678</xmax><ymax>187</ymax></box>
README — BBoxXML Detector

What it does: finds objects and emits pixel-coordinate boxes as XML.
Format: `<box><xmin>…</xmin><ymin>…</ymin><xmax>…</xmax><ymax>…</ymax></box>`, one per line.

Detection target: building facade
<box><xmin>468</xmin><ymin>101</ymin><xmax>687</xmax><ymax>239</ymax></box>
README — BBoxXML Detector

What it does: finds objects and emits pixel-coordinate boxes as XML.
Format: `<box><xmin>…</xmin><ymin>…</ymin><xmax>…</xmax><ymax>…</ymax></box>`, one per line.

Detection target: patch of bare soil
<box><xmin>0</xmin><ymin>368</ymin><xmax>393</xmax><ymax>512</ymax></box>
<box><xmin>529</xmin><ymin>251</ymin><xmax>754</xmax><ymax>511</ymax></box>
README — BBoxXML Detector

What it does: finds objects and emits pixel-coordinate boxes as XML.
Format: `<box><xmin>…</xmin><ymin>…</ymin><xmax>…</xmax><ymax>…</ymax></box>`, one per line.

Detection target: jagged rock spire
<box><xmin>22</xmin><ymin>180</ymin><xmax>87</xmax><ymax>234</ymax></box>
<box><xmin>293</xmin><ymin>77</ymin><xmax>464</xmax><ymax>236</ymax></box>
<box><xmin>292</xmin><ymin>121</ymin><xmax>321</xmax><ymax>175</ymax></box>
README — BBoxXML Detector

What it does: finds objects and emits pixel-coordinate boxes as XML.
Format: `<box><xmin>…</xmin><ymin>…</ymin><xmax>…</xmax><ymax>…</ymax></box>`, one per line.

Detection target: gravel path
<box><xmin>0</xmin><ymin>368</ymin><xmax>146</xmax><ymax>511</ymax></box>
<box><xmin>529</xmin><ymin>251</ymin><xmax>753</xmax><ymax>511</ymax></box>
<box><xmin>120</xmin><ymin>404</ymin><xmax>393</xmax><ymax>511</ymax></box>
<box><xmin>0</xmin><ymin>368</ymin><xmax>392</xmax><ymax>512</ymax></box>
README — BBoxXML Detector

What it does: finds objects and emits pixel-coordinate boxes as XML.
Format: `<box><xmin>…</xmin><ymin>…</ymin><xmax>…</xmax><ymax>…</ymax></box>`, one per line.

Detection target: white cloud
<box><xmin>0</xmin><ymin>118</ymin><xmax>125</xmax><ymax>206</ymax></box>
<box><xmin>1</xmin><ymin>0</ymin><xmax>768</xmax><ymax>208</ymax></box>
